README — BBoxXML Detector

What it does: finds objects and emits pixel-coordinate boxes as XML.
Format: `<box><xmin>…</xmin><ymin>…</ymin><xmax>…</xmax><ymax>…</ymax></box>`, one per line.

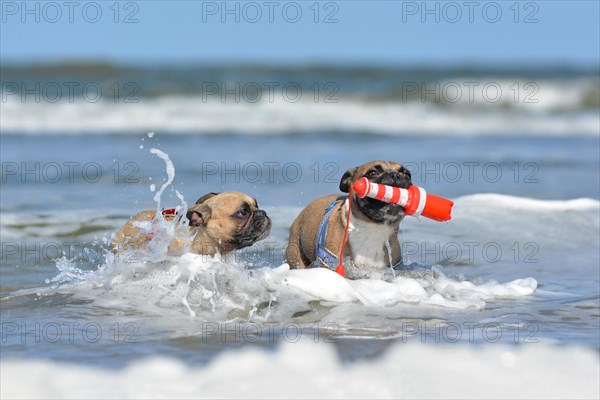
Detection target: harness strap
<box><xmin>314</xmin><ymin>199</ymin><xmax>341</xmax><ymax>272</ymax></box>
<box><xmin>314</xmin><ymin>195</ymin><xmax>403</xmax><ymax>275</ymax></box>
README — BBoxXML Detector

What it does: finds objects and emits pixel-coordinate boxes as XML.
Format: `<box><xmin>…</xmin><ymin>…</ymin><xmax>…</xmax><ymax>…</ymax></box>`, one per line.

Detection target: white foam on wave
<box><xmin>435</xmin><ymin>78</ymin><xmax>596</xmax><ymax>112</ymax></box>
<box><xmin>282</xmin><ymin>265</ymin><xmax>536</xmax><ymax>309</ymax></box>
<box><xmin>395</xmin><ymin>193</ymin><xmax>600</xmax><ymax>268</ymax></box>
<box><xmin>2</xmin><ymin>340</ymin><xmax>598</xmax><ymax>399</ymax></box>
<box><xmin>23</xmin><ymin>249</ymin><xmax>535</xmax><ymax>323</ymax></box>
<box><xmin>1</xmin><ymin>95</ymin><xmax>598</xmax><ymax>135</ymax></box>
<box><xmin>457</xmin><ymin>193</ymin><xmax>600</xmax><ymax>211</ymax></box>
<box><xmin>447</xmin><ymin>194</ymin><xmax>600</xmax><ymax>247</ymax></box>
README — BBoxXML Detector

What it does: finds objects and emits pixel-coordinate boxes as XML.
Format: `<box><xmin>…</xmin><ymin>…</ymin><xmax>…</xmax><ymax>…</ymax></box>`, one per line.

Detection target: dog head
<box><xmin>339</xmin><ymin>161</ymin><xmax>412</xmax><ymax>224</ymax></box>
<box><xmin>186</xmin><ymin>192</ymin><xmax>271</xmax><ymax>254</ymax></box>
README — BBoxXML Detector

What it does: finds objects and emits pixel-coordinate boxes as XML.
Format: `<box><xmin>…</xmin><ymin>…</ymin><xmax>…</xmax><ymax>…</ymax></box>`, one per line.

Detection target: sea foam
<box><xmin>2</xmin><ymin>340</ymin><xmax>598</xmax><ymax>399</ymax></box>
<box><xmin>2</xmin><ymin>95</ymin><xmax>598</xmax><ymax>135</ymax></box>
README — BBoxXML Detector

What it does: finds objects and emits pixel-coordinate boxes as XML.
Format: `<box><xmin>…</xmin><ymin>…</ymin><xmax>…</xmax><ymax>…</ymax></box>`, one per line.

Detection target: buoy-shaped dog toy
<box><xmin>352</xmin><ymin>177</ymin><xmax>453</xmax><ymax>221</ymax></box>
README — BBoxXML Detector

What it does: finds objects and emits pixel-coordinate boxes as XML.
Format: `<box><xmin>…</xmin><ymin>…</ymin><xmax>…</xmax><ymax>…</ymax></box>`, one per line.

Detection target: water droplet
<box><xmin>148</xmin><ymin>131</ymin><xmax>155</xmax><ymax>138</ymax></box>
<box><xmin>139</xmin><ymin>145</ymin><xmax>144</xmax><ymax>149</ymax></box>
<box><xmin>149</xmin><ymin>184</ymin><xmax>156</xmax><ymax>192</ymax></box>
<box><xmin>384</xmin><ymin>240</ymin><xmax>396</xmax><ymax>278</ymax></box>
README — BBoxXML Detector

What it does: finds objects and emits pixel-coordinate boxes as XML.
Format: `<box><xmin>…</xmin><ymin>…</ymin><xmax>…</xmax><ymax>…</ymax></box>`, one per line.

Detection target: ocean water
<box><xmin>1</xmin><ymin>65</ymin><xmax>599</xmax><ymax>398</ymax></box>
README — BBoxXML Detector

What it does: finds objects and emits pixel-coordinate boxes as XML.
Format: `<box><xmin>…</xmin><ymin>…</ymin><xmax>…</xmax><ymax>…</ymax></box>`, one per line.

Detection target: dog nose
<box><xmin>254</xmin><ymin>210</ymin><xmax>268</xmax><ymax>220</ymax></box>
<box><xmin>389</xmin><ymin>171</ymin><xmax>402</xmax><ymax>180</ymax></box>
<box><xmin>386</xmin><ymin>171</ymin><xmax>411</xmax><ymax>188</ymax></box>
<box><xmin>254</xmin><ymin>210</ymin><xmax>271</xmax><ymax>230</ymax></box>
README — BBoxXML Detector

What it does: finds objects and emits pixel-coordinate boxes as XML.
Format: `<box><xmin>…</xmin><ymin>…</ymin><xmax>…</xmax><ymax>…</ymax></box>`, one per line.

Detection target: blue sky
<box><xmin>1</xmin><ymin>0</ymin><xmax>599</xmax><ymax>66</ymax></box>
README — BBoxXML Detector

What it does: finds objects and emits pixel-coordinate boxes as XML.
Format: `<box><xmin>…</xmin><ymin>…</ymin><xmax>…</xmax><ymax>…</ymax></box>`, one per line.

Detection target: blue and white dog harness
<box><xmin>314</xmin><ymin>198</ymin><xmax>342</xmax><ymax>271</ymax></box>
<box><xmin>314</xmin><ymin>197</ymin><xmax>404</xmax><ymax>271</ymax></box>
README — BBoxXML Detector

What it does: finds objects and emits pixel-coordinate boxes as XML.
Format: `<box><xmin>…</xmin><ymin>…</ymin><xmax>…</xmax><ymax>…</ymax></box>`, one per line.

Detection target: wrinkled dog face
<box><xmin>339</xmin><ymin>161</ymin><xmax>412</xmax><ymax>224</ymax></box>
<box><xmin>186</xmin><ymin>192</ymin><xmax>272</xmax><ymax>252</ymax></box>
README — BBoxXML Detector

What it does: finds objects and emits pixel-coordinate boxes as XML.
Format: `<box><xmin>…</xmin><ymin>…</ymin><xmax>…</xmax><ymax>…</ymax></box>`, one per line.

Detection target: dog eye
<box><xmin>236</xmin><ymin>209</ymin><xmax>250</xmax><ymax>218</ymax></box>
<box><xmin>367</xmin><ymin>169</ymin><xmax>378</xmax><ymax>178</ymax></box>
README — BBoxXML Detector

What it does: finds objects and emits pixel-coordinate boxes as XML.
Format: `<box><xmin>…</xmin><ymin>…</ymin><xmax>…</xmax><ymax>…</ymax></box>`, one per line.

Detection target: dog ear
<box><xmin>195</xmin><ymin>192</ymin><xmax>220</xmax><ymax>205</ymax></box>
<box><xmin>187</xmin><ymin>204</ymin><xmax>212</xmax><ymax>227</ymax></box>
<box><xmin>339</xmin><ymin>167</ymin><xmax>357</xmax><ymax>193</ymax></box>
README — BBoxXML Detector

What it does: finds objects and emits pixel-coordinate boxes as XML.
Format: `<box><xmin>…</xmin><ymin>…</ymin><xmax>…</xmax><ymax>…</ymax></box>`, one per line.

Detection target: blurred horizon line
<box><xmin>2</xmin><ymin>59</ymin><xmax>599</xmax><ymax>74</ymax></box>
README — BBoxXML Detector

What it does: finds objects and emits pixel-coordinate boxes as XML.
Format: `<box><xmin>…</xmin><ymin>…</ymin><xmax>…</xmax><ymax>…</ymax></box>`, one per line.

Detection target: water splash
<box><xmin>48</xmin><ymin>257</ymin><xmax>91</xmax><ymax>284</ymax></box>
<box><xmin>149</xmin><ymin>147</ymin><xmax>175</xmax><ymax>211</ymax></box>
<box><xmin>33</xmin><ymin>250</ymin><xmax>539</xmax><ymax>323</ymax></box>
<box><xmin>29</xmin><ymin>144</ymin><xmax>540</xmax><ymax>325</ymax></box>
<box><xmin>384</xmin><ymin>240</ymin><xmax>396</xmax><ymax>279</ymax></box>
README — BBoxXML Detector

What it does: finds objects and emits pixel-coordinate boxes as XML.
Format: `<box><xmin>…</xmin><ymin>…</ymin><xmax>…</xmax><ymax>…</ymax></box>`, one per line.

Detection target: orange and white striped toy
<box><xmin>352</xmin><ymin>177</ymin><xmax>454</xmax><ymax>222</ymax></box>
